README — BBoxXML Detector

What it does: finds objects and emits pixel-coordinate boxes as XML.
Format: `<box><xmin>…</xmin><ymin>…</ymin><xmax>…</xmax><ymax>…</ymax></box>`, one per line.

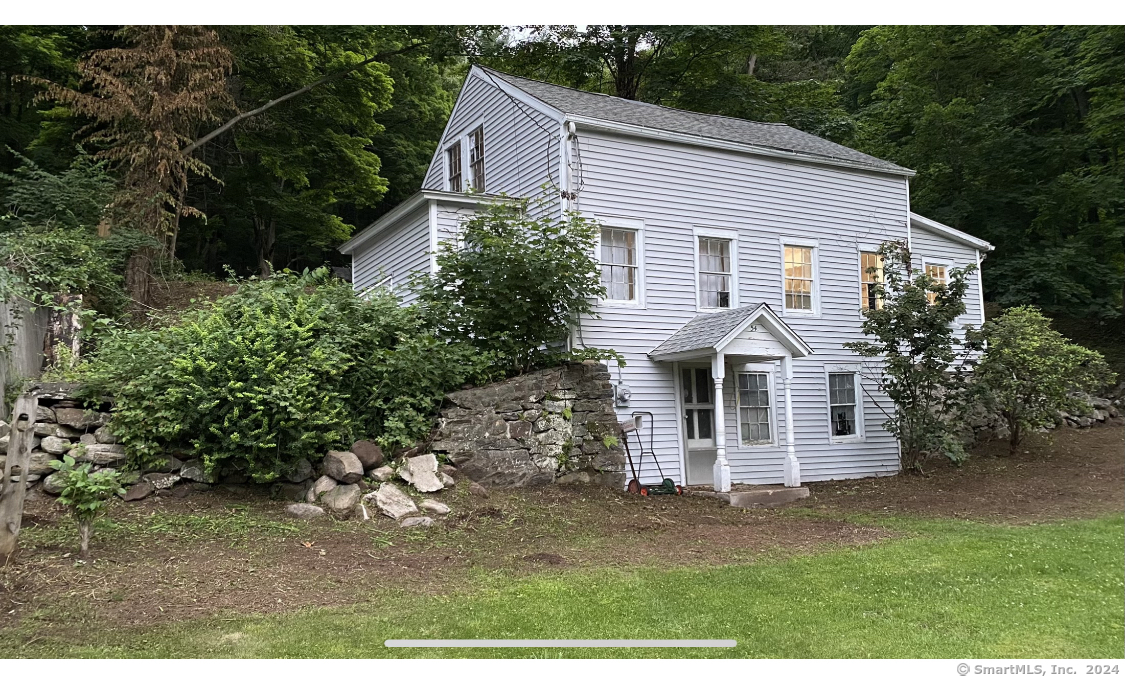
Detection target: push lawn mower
<box><xmin>621</xmin><ymin>411</ymin><xmax>683</xmax><ymax>497</ymax></box>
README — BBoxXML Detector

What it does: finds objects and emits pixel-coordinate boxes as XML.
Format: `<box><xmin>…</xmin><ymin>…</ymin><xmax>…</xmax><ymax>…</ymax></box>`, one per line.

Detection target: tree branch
<box><xmin>182</xmin><ymin>42</ymin><xmax>427</xmax><ymax>156</ymax></box>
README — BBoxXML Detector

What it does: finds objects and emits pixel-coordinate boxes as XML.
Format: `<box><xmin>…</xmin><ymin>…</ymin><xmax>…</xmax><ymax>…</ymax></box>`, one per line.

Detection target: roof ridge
<box><xmin>479</xmin><ymin>66</ymin><xmax>791</xmax><ymax>130</ymax></box>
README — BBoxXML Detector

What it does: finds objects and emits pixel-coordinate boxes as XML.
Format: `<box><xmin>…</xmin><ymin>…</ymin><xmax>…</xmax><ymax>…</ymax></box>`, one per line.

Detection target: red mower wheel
<box><xmin>640</xmin><ymin>486</ymin><xmax>649</xmax><ymax>496</ymax></box>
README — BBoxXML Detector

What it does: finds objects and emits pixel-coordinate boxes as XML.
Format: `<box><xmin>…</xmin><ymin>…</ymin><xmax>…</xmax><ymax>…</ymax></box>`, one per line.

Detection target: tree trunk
<box><xmin>254</xmin><ymin>215</ymin><xmax>277</xmax><ymax>278</ymax></box>
<box><xmin>78</xmin><ymin>519</ymin><xmax>92</xmax><ymax>560</ymax></box>
<box><xmin>125</xmin><ymin>246</ymin><xmax>158</xmax><ymax>308</ymax></box>
<box><xmin>1007</xmin><ymin>414</ymin><xmax>1022</xmax><ymax>456</ymax></box>
<box><xmin>41</xmin><ymin>293</ymin><xmax>82</xmax><ymax>371</ymax></box>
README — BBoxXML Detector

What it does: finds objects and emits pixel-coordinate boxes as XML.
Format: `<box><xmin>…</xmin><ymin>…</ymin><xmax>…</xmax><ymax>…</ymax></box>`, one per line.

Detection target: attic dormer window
<box><xmin>446</xmin><ymin>142</ymin><xmax>462</xmax><ymax>191</ymax></box>
<box><xmin>469</xmin><ymin>126</ymin><xmax>485</xmax><ymax>191</ymax></box>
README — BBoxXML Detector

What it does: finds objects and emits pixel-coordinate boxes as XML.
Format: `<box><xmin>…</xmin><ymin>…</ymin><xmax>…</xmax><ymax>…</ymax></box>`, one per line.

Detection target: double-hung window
<box><xmin>828</xmin><ymin>372</ymin><xmax>860</xmax><ymax>440</ymax></box>
<box><xmin>784</xmin><ymin>245</ymin><xmax>815</xmax><ymax>312</ymax></box>
<box><xmin>860</xmin><ymin>251</ymin><xmax>884</xmax><ymax>311</ymax></box>
<box><xmin>925</xmin><ymin>263</ymin><xmax>947</xmax><ymax>305</ymax></box>
<box><xmin>600</xmin><ymin>227</ymin><xmax>638</xmax><ymax>302</ymax></box>
<box><xmin>737</xmin><ymin>372</ymin><xmax>773</xmax><ymax>446</ymax></box>
<box><xmin>698</xmin><ymin>237</ymin><xmax>732</xmax><ymax>309</ymax></box>
<box><xmin>468</xmin><ymin>126</ymin><xmax>485</xmax><ymax>191</ymax></box>
<box><xmin>445</xmin><ymin>142</ymin><xmax>462</xmax><ymax>192</ymax></box>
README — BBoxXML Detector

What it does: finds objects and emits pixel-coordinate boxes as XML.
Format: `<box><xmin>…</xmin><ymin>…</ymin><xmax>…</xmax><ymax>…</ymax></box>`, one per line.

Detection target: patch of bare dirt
<box><xmin>3</xmin><ymin>425</ymin><xmax>1119</xmax><ymax>636</ymax></box>
<box><xmin>797</xmin><ymin>424</ymin><xmax>1124</xmax><ymax>521</ymax></box>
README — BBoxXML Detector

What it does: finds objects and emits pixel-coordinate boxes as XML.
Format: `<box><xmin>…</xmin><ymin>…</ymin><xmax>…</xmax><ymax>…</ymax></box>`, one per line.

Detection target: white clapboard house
<box><xmin>338</xmin><ymin>66</ymin><xmax>993</xmax><ymax>492</ymax></box>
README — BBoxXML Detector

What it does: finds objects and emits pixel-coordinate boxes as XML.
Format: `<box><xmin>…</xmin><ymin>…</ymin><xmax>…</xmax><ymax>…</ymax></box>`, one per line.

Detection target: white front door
<box><xmin>681</xmin><ymin>366</ymin><xmax>716</xmax><ymax>485</ymax></box>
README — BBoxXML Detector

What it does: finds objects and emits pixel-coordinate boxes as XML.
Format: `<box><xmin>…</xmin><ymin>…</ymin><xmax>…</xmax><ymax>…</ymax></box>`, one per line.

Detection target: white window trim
<box><xmin>441</xmin><ymin>119</ymin><xmax>486</xmax><ymax>193</ymax></box>
<box><xmin>779</xmin><ymin>236</ymin><xmax>820</xmax><ymax>316</ymax></box>
<box><xmin>921</xmin><ymin>258</ymin><xmax>963</xmax><ymax>328</ymax></box>
<box><xmin>824</xmin><ymin>364</ymin><xmax>866</xmax><ymax>444</ymax></box>
<box><xmin>856</xmin><ymin>246</ymin><xmax>885</xmax><ymax>320</ymax></box>
<box><xmin>693</xmin><ymin>226</ymin><xmax>739</xmax><ymax>312</ymax></box>
<box><xmin>594</xmin><ymin>215</ymin><xmax>646</xmax><ymax>308</ymax></box>
<box><xmin>732</xmin><ymin>362</ymin><xmax>780</xmax><ymax>450</ymax></box>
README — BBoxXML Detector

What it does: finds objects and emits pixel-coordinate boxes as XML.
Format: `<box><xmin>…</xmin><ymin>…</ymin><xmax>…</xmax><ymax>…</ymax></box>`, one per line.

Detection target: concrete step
<box><xmin>686</xmin><ymin>485</ymin><xmax>810</xmax><ymax>508</ymax></box>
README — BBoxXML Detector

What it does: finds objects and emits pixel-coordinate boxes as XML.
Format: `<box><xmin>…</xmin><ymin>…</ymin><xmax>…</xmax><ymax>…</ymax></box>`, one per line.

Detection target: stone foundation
<box><xmin>429</xmin><ymin>361</ymin><xmax>627</xmax><ymax>487</ymax></box>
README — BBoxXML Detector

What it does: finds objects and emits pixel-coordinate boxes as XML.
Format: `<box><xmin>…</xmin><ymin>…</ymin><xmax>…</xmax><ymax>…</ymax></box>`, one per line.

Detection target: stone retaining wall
<box><xmin>429</xmin><ymin>361</ymin><xmax>627</xmax><ymax>487</ymax></box>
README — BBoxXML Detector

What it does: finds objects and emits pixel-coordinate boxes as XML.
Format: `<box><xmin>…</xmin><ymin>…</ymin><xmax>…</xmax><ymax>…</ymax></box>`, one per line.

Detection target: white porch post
<box><xmin>781</xmin><ymin>354</ymin><xmax>801</xmax><ymax>487</ymax></box>
<box><xmin>711</xmin><ymin>352</ymin><xmax>731</xmax><ymax>492</ymax></box>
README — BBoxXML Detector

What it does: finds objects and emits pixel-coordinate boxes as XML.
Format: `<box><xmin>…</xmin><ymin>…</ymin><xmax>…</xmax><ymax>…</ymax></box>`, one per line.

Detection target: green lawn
<box><xmin>7</xmin><ymin>514</ymin><xmax>1123</xmax><ymax>658</ymax></box>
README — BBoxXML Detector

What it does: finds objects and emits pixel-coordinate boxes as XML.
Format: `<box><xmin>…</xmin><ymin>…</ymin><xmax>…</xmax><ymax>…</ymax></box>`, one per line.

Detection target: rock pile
<box><xmin>966</xmin><ymin>386</ymin><xmax>1125</xmax><ymax>442</ymax></box>
<box><xmin>2</xmin><ymin>383</ymin><xmax>120</xmax><ymax>492</ymax></box>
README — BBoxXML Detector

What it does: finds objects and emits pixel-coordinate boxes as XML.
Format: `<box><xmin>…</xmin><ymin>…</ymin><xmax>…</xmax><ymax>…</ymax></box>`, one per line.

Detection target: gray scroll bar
<box><xmin>385</xmin><ymin>639</ymin><xmax>736</xmax><ymax>648</ymax></box>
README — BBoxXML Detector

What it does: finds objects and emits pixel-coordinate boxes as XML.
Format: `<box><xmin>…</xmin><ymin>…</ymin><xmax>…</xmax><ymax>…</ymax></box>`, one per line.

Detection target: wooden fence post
<box><xmin>0</xmin><ymin>394</ymin><xmax>39</xmax><ymax>566</ymax></box>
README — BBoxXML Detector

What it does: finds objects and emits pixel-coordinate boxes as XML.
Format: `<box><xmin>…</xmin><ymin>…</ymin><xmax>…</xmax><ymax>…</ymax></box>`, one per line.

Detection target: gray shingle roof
<box><xmin>480</xmin><ymin>68</ymin><xmax>910</xmax><ymax>175</ymax></box>
<box><xmin>650</xmin><ymin>305</ymin><xmax>766</xmax><ymax>357</ymax></box>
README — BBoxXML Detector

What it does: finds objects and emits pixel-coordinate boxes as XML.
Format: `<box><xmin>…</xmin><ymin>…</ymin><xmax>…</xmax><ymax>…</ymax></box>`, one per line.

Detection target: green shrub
<box><xmin>49</xmin><ymin>454</ymin><xmax>125</xmax><ymax>559</ymax></box>
<box><xmin>974</xmin><ymin>306</ymin><xmax>1115</xmax><ymax>454</ymax></box>
<box><xmin>845</xmin><ymin>240</ymin><xmax>982</xmax><ymax>472</ymax></box>
<box><xmin>413</xmin><ymin>199</ymin><xmax>608</xmax><ymax>374</ymax></box>
<box><xmin>83</xmin><ymin>268</ymin><xmax>488</xmax><ymax>482</ymax></box>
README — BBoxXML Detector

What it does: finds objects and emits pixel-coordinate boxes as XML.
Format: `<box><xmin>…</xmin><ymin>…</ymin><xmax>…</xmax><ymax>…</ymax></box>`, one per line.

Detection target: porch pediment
<box><xmin>647</xmin><ymin>303</ymin><xmax>813</xmax><ymax>362</ymax></box>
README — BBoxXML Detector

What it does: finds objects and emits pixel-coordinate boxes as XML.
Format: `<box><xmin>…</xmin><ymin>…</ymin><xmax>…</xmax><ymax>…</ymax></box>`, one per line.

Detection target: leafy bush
<box><xmin>973</xmin><ymin>306</ymin><xmax>1115</xmax><ymax>453</ymax></box>
<box><xmin>413</xmin><ymin>199</ymin><xmax>608</xmax><ymax>374</ymax></box>
<box><xmin>49</xmin><ymin>454</ymin><xmax>125</xmax><ymax>559</ymax></box>
<box><xmin>845</xmin><ymin>240</ymin><xmax>981</xmax><ymax>472</ymax></box>
<box><xmin>83</xmin><ymin>268</ymin><xmax>487</xmax><ymax>481</ymax></box>
<box><xmin>0</xmin><ymin>151</ymin><xmax>145</xmax><ymax>323</ymax></box>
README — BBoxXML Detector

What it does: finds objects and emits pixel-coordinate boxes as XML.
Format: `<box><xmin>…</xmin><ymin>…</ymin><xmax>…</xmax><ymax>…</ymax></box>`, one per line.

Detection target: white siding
<box><xmin>351</xmin><ymin>205</ymin><xmax>431</xmax><ymax>305</ymax></box>
<box><xmin>573</xmin><ymin>130</ymin><xmax>908</xmax><ymax>485</ymax></box>
<box><xmin>910</xmin><ymin>226</ymin><xmax>985</xmax><ymax>329</ymax></box>
<box><xmin>423</xmin><ymin>73</ymin><xmax>561</xmax><ymax>203</ymax></box>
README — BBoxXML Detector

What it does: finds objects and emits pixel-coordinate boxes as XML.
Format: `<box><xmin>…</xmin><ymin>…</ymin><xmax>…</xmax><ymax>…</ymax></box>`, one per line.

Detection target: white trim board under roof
<box><xmin>649</xmin><ymin>303</ymin><xmax>813</xmax><ymax>362</ymax></box>
<box><xmin>474</xmin><ymin>66</ymin><xmax>914</xmax><ymax>177</ymax></box>
<box><xmin>910</xmin><ymin>212</ymin><xmax>994</xmax><ymax>252</ymax></box>
<box><xmin>338</xmin><ymin>190</ymin><xmax>507</xmax><ymax>255</ymax></box>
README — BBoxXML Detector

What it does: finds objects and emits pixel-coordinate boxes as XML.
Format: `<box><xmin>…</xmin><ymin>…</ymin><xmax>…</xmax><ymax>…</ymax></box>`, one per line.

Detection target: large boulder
<box><xmin>372</xmin><ymin>482</ymin><xmax>419</xmax><ymax>520</ymax></box>
<box><xmin>285</xmin><ymin>503</ymin><xmax>326</xmax><ymax>519</ymax></box>
<box><xmin>322</xmin><ymin>484</ymin><xmax>362</xmax><ymax>513</ymax></box>
<box><xmin>369</xmin><ymin>465</ymin><xmax>395</xmax><ymax>482</ymax></box>
<box><xmin>40</xmin><ymin>435</ymin><xmax>73</xmax><ymax>456</ymax></box>
<box><xmin>351</xmin><ymin>440</ymin><xmax>384</xmax><ymax>469</ymax></box>
<box><xmin>179</xmin><ymin>458</ymin><xmax>218</xmax><ymax>483</ymax></box>
<box><xmin>404</xmin><ymin>453</ymin><xmax>444</xmax><ymax>493</ymax></box>
<box><xmin>272</xmin><ymin>481</ymin><xmax>311</xmax><ymax>502</ymax></box>
<box><xmin>123</xmin><ymin>481</ymin><xmax>156</xmax><ymax>502</ymax></box>
<box><xmin>94</xmin><ymin>425</ymin><xmax>119</xmax><ymax>444</ymax></box>
<box><xmin>287</xmin><ymin>458</ymin><xmax>314</xmax><ymax>484</ymax></box>
<box><xmin>322</xmin><ymin>450</ymin><xmax>363</xmax><ymax>484</ymax></box>
<box><xmin>35</xmin><ymin>405</ymin><xmax>56</xmax><ymax>423</ymax></box>
<box><xmin>144</xmin><ymin>455</ymin><xmax>184</xmax><ymax>474</ymax></box>
<box><xmin>28</xmin><ymin>451</ymin><xmax>60</xmax><ymax>476</ymax></box>
<box><xmin>41</xmin><ymin>471</ymin><xmax>67</xmax><ymax>495</ymax></box>
<box><xmin>53</xmin><ymin>407</ymin><xmax>110</xmax><ymax>429</ymax></box>
<box><xmin>305</xmin><ymin>475</ymin><xmax>337</xmax><ymax>503</ymax></box>
<box><xmin>419</xmin><ymin>499</ymin><xmax>451</xmax><ymax>516</ymax></box>
<box><xmin>142</xmin><ymin>472</ymin><xmax>181</xmax><ymax>490</ymax></box>
<box><xmin>75</xmin><ymin>444</ymin><xmax>127</xmax><ymax>466</ymax></box>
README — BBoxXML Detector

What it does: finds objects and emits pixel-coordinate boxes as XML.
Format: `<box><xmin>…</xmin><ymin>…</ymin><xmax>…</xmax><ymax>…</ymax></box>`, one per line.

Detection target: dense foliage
<box><xmin>82</xmin><ymin>268</ymin><xmax>486</xmax><ymax>481</ymax></box>
<box><xmin>0</xmin><ymin>152</ymin><xmax>140</xmax><ymax>324</ymax></box>
<box><xmin>414</xmin><ymin>200</ymin><xmax>608</xmax><ymax>374</ymax></box>
<box><xmin>3</xmin><ymin>25</ymin><xmax>1120</xmax><ymax>322</ymax></box>
<box><xmin>845</xmin><ymin>241</ymin><xmax>981</xmax><ymax>471</ymax></box>
<box><xmin>973</xmin><ymin>306</ymin><xmax>1115</xmax><ymax>454</ymax></box>
<box><xmin>845</xmin><ymin>26</ymin><xmax>1123</xmax><ymax>318</ymax></box>
<box><xmin>48</xmin><ymin>454</ymin><xmax>124</xmax><ymax>559</ymax></box>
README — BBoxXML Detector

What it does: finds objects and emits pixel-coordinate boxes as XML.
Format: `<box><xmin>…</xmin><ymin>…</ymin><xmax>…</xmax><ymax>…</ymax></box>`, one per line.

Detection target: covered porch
<box><xmin>648</xmin><ymin>304</ymin><xmax>814</xmax><ymax>493</ymax></box>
